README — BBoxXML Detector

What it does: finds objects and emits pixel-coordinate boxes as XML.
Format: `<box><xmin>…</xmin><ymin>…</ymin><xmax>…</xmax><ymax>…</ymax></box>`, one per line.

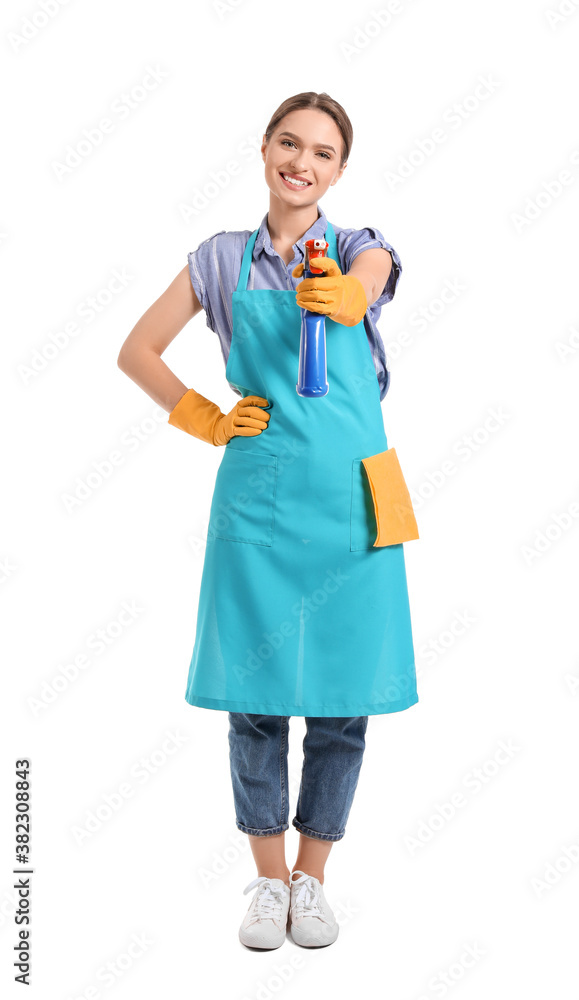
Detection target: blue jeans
<box><xmin>227</xmin><ymin>714</ymin><xmax>369</xmax><ymax>842</ymax></box>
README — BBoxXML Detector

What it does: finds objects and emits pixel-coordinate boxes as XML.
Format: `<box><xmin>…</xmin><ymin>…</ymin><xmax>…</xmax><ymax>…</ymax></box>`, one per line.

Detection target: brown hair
<box><xmin>263</xmin><ymin>92</ymin><xmax>353</xmax><ymax>169</ymax></box>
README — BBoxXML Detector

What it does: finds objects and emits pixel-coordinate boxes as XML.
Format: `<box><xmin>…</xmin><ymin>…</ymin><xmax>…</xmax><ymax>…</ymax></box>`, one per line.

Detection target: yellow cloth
<box><xmin>168</xmin><ymin>388</ymin><xmax>270</xmax><ymax>446</ymax></box>
<box><xmin>361</xmin><ymin>448</ymin><xmax>419</xmax><ymax>546</ymax></box>
<box><xmin>292</xmin><ymin>256</ymin><xmax>367</xmax><ymax>327</ymax></box>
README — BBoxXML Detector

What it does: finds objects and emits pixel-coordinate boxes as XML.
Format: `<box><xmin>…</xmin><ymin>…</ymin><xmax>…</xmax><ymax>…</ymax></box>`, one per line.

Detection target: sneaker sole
<box><xmin>239</xmin><ymin>927</ymin><xmax>286</xmax><ymax>950</ymax></box>
<box><xmin>289</xmin><ymin>923</ymin><xmax>339</xmax><ymax>947</ymax></box>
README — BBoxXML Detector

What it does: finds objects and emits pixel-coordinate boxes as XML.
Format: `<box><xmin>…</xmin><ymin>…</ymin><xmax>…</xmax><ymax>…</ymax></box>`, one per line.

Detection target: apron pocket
<box><xmin>207</xmin><ymin>448</ymin><xmax>278</xmax><ymax>546</ymax></box>
<box><xmin>350</xmin><ymin>448</ymin><xmax>419</xmax><ymax>550</ymax></box>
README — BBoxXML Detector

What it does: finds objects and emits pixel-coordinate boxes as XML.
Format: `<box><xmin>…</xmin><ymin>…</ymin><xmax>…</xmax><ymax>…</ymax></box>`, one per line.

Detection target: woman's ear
<box><xmin>331</xmin><ymin>161</ymin><xmax>347</xmax><ymax>187</ymax></box>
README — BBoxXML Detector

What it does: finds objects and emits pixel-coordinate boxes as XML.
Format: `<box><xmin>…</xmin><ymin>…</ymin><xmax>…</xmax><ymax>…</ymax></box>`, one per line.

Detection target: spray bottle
<box><xmin>296</xmin><ymin>238</ymin><xmax>329</xmax><ymax>397</ymax></box>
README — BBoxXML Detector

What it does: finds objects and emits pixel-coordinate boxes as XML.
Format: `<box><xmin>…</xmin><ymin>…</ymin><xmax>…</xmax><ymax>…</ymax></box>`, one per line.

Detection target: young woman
<box><xmin>118</xmin><ymin>91</ymin><xmax>419</xmax><ymax>951</ymax></box>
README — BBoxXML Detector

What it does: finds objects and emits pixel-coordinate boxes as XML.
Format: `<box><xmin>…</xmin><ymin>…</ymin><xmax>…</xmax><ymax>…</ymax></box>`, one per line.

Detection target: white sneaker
<box><xmin>289</xmin><ymin>870</ymin><xmax>339</xmax><ymax>947</ymax></box>
<box><xmin>239</xmin><ymin>876</ymin><xmax>290</xmax><ymax>949</ymax></box>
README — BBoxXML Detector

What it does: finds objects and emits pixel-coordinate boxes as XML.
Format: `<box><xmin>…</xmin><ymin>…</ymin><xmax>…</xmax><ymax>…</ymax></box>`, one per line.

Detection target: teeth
<box><xmin>282</xmin><ymin>173</ymin><xmax>309</xmax><ymax>187</ymax></box>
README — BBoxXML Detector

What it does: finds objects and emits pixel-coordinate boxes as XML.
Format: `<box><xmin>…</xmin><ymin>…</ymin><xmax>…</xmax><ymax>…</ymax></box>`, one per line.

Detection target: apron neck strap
<box><xmin>236</xmin><ymin>220</ymin><xmax>338</xmax><ymax>292</ymax></box>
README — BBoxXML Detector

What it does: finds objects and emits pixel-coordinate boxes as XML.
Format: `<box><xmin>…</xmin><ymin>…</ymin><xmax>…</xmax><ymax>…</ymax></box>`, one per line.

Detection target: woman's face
<box><xmin>261</xmin><ymin>108</ymin><xmax>347</xmax><ymax>207</ymax></box>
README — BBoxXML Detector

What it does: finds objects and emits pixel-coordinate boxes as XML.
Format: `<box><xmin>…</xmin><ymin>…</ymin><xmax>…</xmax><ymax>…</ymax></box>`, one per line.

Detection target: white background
<box><xmin>2</xmin><ymin>0</ymin><xmax>578</xmax><ymax>996</ymax></box>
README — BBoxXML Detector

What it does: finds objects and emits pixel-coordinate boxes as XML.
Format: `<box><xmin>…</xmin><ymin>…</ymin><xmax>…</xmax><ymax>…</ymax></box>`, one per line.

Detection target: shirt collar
<box><xmin>252</xmin><ymin>204</ymin><xmax>328</xmax><ymax>260</ymax></box>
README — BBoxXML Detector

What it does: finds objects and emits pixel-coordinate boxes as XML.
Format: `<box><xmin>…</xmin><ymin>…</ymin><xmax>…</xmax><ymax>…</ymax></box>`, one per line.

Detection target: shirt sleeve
<box><xmin>187</xmin><ymin>230</ymin><xmax>226</xmax><ymax>332</ymax></box>
<box><xmin>344</xmin><ymin>226</ymin><xmax>402</xmax><ymax>307</ymax></box>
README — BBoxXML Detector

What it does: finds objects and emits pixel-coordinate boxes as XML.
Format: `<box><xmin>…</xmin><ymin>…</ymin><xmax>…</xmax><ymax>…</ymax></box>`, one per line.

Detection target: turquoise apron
<box><xmin>184</xmin><ymin>222</ymin><xmax>418</xmax><ymax>716</ymax></box>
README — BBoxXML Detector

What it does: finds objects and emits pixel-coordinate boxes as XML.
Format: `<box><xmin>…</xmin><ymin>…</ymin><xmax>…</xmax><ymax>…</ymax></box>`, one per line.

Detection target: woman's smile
<box><xmin>279</xmin><ymin>171</ymin><xmax>313</xmax><ymax>191</ymax></box>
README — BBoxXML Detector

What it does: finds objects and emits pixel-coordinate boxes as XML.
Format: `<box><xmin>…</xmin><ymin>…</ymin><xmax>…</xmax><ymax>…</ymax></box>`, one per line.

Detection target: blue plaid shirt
<box><xmin>187</xmin><ymin>203</ymin><xmax>402</xmax><ymax>401</ymax></box>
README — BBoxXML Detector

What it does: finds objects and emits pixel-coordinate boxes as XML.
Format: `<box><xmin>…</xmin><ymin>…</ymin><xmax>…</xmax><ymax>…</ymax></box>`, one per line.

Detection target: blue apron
<box><xmin>184</xmin><ymin>221</ymin><xmax>419</xmax><ymax>716</ymax></box>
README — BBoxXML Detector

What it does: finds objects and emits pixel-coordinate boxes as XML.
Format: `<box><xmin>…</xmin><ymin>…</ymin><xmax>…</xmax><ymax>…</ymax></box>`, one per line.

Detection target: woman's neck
<box><xmin>266</xmin><ymin>200</ymin><xmax>320</xmax><ymax>261</ymax></box>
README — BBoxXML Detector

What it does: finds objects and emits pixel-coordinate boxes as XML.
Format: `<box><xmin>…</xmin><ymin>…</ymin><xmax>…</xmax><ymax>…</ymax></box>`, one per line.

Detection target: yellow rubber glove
<box><xmin>292</xmin><ymin>256</ymin><xmax>368</xmax><ymax>327</ymax></box>
<box><xmin>167</xmin><ymin>388</ymin><xmax>270</xmax><ymax>446</ymax></box>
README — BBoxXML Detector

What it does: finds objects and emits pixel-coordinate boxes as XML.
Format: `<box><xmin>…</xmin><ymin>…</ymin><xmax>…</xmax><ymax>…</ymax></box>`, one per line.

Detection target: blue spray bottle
<box><xmin>296</xmin><ymin>237</ymin><xmax>329</xmax><ymax>398</ymax></box>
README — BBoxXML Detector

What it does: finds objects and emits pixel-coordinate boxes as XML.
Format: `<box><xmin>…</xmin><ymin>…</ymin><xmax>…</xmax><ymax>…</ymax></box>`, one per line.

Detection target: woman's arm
<box><xmin>347</xmin><ymin>248</ymin><xmax>393</xmax><ymax>308</ymax></box>
<box><xmin>117</xmin><ymin>264</ymin><xmax>204</xmax><ymax>412</ymax></box>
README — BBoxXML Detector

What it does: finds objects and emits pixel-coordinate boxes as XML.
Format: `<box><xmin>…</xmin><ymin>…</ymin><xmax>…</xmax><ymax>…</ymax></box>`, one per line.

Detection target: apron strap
<box><xmin>236</xmin><ymin>229</ymin><xmax>259</xmax><ymax>291</ymax></box>
<box><xmin>235</xmin><ymin>221</ymin><xmax>339</xmax><ymax>292</ymax></box>
<box><xmin>324</xmin><ymin>220</ymin><xmax>338</xmax><ymax>268</ymax></box>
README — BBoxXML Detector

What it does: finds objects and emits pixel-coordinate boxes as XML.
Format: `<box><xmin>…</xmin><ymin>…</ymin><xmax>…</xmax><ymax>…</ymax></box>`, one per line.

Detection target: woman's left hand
<box><xmin>292</xmin><ymin>257</ymin><xmax>368</xmax><ymax>327</ymax></box>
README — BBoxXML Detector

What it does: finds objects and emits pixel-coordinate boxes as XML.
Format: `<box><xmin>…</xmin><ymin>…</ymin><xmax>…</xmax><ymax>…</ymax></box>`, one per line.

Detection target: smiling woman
<box><xmin>117</xmin><ymin>90</ymin><xmax>418</xmax><ymax>950</ymax></box>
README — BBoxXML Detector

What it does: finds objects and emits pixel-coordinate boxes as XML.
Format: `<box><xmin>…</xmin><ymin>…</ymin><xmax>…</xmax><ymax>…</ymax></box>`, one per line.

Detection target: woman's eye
<box><xmin>281</xmin><ymin>139</ymin><xmax>330</xmax><ymax>159</ymax></box>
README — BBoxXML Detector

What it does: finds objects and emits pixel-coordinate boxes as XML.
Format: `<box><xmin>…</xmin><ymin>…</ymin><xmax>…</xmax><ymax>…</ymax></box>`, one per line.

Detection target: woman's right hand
<box><xmin>214</xmin><ymin>395</ymin><xmax>271</xmax><ymax>446</ymax></box>
<box><xmin>167</xmin><ymin>389</ymin><xmax>270</xmax><ymax>447</ymax></box>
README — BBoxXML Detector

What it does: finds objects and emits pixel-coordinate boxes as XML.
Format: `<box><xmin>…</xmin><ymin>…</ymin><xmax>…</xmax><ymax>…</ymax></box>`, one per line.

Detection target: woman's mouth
<box><xmin>279</xmin><ymin>171</ymin><xmax>312</xmax><ymax>190</ymax></box>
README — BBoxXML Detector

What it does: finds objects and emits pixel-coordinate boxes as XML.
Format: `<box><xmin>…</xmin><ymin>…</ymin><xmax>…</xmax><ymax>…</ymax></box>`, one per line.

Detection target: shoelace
<box><xmin>290</xmin><ymin>871</ymin><xmax>323</xmax><ymax>920</ymax></box>
<box><xmin>243</xmin><ymin>876</ymin><xmax>287</xmax><ymax>925</ymax></box>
